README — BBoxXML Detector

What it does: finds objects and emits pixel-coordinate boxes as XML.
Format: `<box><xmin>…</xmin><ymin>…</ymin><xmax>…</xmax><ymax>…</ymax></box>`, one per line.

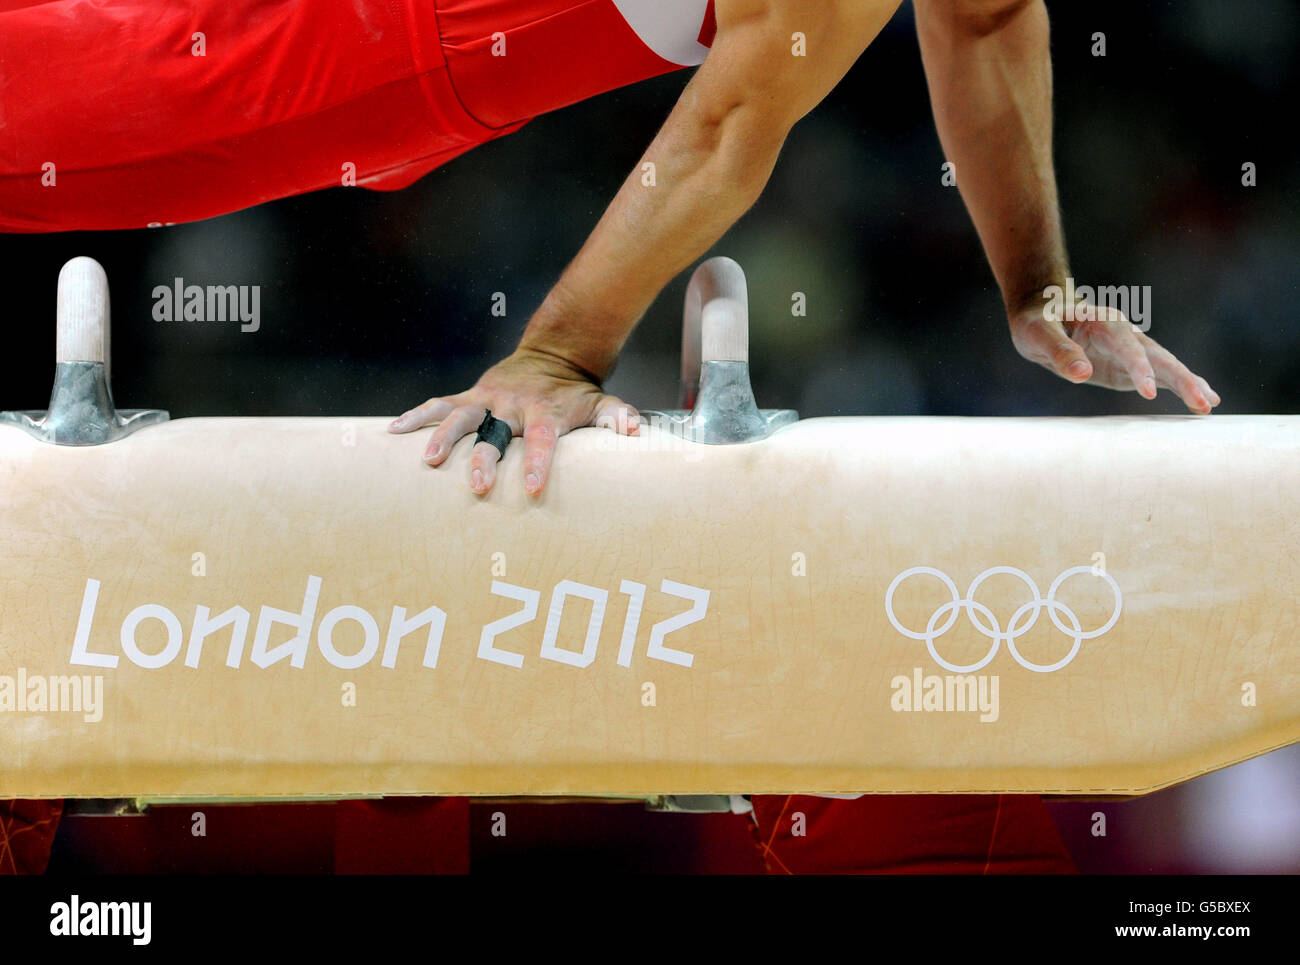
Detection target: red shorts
<box><xmin>0</xmin><ymin>0</ymin><xmax>716</xmax><ymax>232</ymax></box>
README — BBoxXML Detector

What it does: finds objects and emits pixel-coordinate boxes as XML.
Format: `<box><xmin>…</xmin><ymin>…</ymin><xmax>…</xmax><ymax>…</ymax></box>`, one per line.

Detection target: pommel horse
<box><xmin>1</xmin><ymin>257</ymin><xmax>1296</xmax><ymax>814</ymax></box>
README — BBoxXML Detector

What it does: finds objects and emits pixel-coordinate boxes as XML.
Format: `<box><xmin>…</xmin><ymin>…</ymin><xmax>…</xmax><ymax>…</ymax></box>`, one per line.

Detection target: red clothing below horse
<box><xmin>3</xmin><ymin>794</ymin><xmax>1074</xmax><ymax>874</ymax></box>
<box><xmin>0</xmin><ymin>799</ymin><xmax>63</xmax><ymax>874</ymax></box>
<box><xmin>748</xmin><ymin>794</ymin><xmax>1077</xmax><ymax>874</ymax></box>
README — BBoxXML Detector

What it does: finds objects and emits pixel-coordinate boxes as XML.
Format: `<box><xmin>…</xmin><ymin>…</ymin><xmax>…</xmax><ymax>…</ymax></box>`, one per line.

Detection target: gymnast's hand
<box><xmin>387</xmin><ymin>347</ymin><xmax>641</xmax><ymax>495</ymax></box>
<box><xmin>1007</xmin><ymin>300</ymin><xmax>1221</xmax><ymax>414</ymax></box>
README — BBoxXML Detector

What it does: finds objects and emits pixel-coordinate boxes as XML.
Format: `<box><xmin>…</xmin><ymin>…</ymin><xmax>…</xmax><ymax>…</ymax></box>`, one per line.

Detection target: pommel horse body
<box><xmin>1</xmin><ymin>258</ymin><xmax>1296</xmax><ymax>806</ymax></box>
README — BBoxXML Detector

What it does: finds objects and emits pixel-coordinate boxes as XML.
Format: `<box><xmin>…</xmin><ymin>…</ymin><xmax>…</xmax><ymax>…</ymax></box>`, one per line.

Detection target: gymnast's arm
<box><xmin>914</xmin><ymin>0</ymin><xmax>1219</xmax><ymax>413</ymax></box>
<box><xmin>513</xmin><ymin>0</ymin><xmax>902</xmax><ymax>381</ymax></box>
<box><xmin>391</xmin><ymin>0</ymin><xmax>904</xmax><ymax>494</ymax></box>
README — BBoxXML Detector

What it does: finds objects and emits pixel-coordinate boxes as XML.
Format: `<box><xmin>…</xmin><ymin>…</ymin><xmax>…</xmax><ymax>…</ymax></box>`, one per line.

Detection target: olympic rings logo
<box><xmin>884</xmin><ymin>566</ymin><xmax>1123</xmax><ymax>674</ymax></box>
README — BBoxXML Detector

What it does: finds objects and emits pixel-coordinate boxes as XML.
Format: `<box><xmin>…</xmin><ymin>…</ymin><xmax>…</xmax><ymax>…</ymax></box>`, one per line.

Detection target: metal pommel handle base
<box><xmin>643</xmin><ymin>256</ymin><xmax>797</xmax><ymax>445</ymax></box>
<box><xmin>0</xmin><ymin>257</ymin><xmax>169</xmax><ymax>445</ymax></box>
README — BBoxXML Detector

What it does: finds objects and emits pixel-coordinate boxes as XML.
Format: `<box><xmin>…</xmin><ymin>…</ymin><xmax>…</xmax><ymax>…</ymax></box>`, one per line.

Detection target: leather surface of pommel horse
<box><xmin>1</xmin><ymin>258</ymin><xmax>1297</xmax><ymax>802</ymax></box>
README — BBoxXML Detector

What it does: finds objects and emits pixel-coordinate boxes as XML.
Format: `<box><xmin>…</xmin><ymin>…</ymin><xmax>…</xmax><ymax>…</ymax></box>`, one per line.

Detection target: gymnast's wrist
<box><xmin>517</xmin><ymin>310</ymin><xmax>624</xmax><ymax>384</ymax></box>
<box><xmin>1003</xmin><ymin>267</ymin><xmax>1073</xmax><ymax>323</ymax></box>
<box><xmin>513</xmin><ymin>336</ymin><xmax>614</xmax><ymax>387</ymax></box>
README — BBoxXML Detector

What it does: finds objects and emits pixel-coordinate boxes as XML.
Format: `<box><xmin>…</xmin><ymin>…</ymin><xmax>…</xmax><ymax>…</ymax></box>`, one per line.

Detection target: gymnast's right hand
<box><xmin>387</xmin><ymin>347</ymin><xmax>641</xmax><ymax>496</ymax></box>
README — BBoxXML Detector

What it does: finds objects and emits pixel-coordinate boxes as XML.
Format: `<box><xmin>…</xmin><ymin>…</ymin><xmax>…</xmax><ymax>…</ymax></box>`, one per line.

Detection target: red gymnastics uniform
<box><xmin>0</xmin><ymin>0</ymin><xmax>718</xmax><ymax>231</ymax></box>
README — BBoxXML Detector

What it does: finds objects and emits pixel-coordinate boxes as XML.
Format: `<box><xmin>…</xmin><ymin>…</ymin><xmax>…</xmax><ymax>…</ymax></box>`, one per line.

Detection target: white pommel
<box><xmin>57</xmin><ymin>256</ymin><xmax>110</xmax><ymax>375</ymax></box>
<box><xmin>683</xmin><ymin>256</ymin><xmax>749</xmax><ymax>382</ymax></box>
<box><xmin>659</xmin><ymin>253</ymin><xmax>795</xmax><ymax>440</ymax></box>
<box><xmin>2</xmin><ymin>255</ymin><xmax>165</xmax><ymax>444</ymax></box>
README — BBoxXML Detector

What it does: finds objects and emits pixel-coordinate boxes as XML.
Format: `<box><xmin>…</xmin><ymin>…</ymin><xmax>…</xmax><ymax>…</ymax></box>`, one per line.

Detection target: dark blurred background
<box><xmin>2</xmin><ymin>0</ymin><xmax>1297</xmax><ymax>872</ymax></box>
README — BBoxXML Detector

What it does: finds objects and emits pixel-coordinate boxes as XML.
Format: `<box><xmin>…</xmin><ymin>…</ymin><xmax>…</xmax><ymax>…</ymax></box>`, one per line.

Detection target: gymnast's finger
<box><xmin>1198</xmin><ymin>376</ymin><xmax>1222</xmax><ymax>409</ymax></box>
<box><xmin>470</xmin><ymin>440</ymin><xmax>503</xmax><ymax>495</ymax></box>
<box><xmin>592</xmin><ymin>395</ymin><xmax>641</xmax><ymax>436</ymax></box>
<box><xmin>1141</xmin><ymin>336</ymin><xmax>1220</xmax><ymax>414</ymax></box>
<box><xmin>389</xmin><ymin>397</ymin><xmax>455</xmax><ymax>433</ymax></box>
<box><xmin>1023</xmin><ymin>314</ymin><xmax>1092</xmax><ymax>382</ymax></box>
<box><xmin>423</xmin><ymin>405</ymin><xmax>486</xmax><ymax>466</ymax></box>
<box><xmin>468</xmin><ymin>410</ymin><xmax>522</xmax><ymax>491</ymax></box>
<box><xmin>1093</xmin><ymin>322</ymin><xmax>1157</xmax><ymax>399</ymax></box>
<box><xmin>521</xmin><ymin>415</ymin><xmax>562</xmax><ymax>495</ymax></box>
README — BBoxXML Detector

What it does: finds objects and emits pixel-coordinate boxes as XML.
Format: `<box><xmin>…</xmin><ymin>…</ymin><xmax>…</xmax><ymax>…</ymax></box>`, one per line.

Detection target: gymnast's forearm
<box><xmin>517</xmin><ymin>0</ymin><xmax>901</xmax><ymax>383</ymax></box>
<box><xmin>517</xmin><ymin>92</ymin><xmax>784</xmax><ymax>382</ymax></box>
<box><xmin>915</xmin><ymin>0</ymin><xmax>1068</xmax><ymax>316</ymax></box>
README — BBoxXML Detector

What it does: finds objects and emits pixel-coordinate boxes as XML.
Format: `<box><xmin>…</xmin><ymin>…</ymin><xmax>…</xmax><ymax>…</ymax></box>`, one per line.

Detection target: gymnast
<box><xmin>400</xmin><ymin>0</ymin><xmax>1222</xmax><ymax>494</ymax></box>
<box><xmin>0</xmin><ymin>0</ymin><xmax>1220</xmax><ymax>875</ymax></box>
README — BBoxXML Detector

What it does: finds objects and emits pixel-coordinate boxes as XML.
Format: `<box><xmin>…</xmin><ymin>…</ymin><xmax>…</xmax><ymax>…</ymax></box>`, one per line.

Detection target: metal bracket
<box><xmin>0</xmin><ymin>257</ymin><xmax>168</xmax><ymax>445</ymax></box>
<box><xmin>60</xmin><ymin>798</ymin><xmax>149</xmax><ymax>817</ymax></box>
<box><xmin>645</xmin><ymin>795</ymin><xmax>753</xmax><ymax>815</ymax></box>
<box><xmin>642</xmin><ymin>256</ymin><xmax>797</xmax><ymax>444</ymax></box>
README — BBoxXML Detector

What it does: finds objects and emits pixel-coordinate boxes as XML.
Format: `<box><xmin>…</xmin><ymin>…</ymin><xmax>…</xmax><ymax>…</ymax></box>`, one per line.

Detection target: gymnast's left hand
<box><xmin>1007</xmin><ymin>300</ymin><xmax>1221</xmax><ymax>414</ymax></box>
<box><xmin>387</xmin><ymin>347</ymin><xmax>641</xmax><ymax>495</ymax></box>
